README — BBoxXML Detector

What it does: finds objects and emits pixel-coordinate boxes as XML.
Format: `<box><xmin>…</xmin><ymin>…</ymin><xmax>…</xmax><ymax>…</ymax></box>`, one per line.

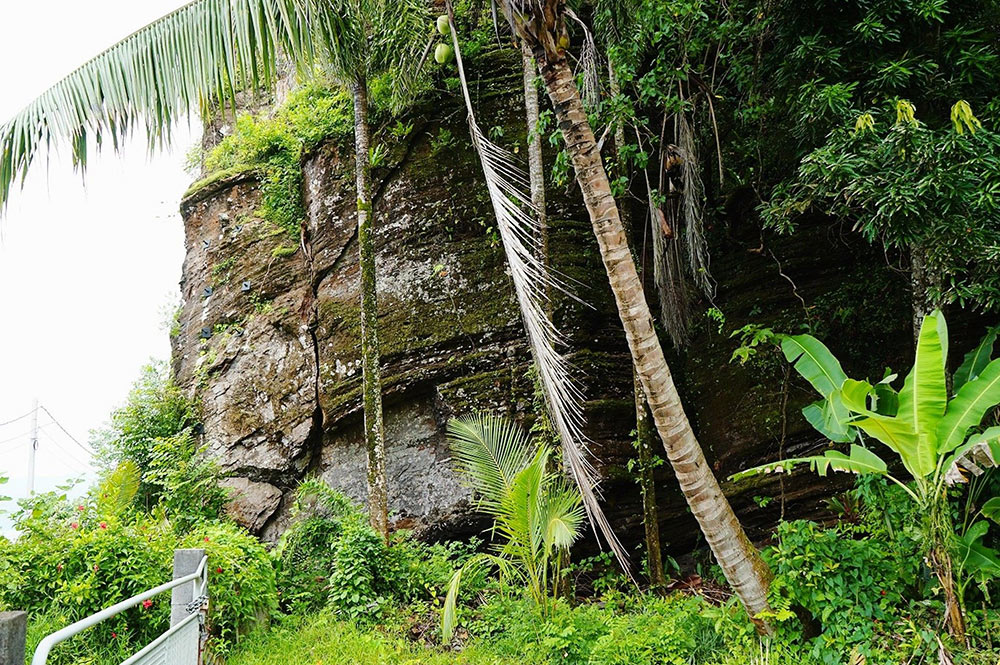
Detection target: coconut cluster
<box><xmin>434</xmin><ymin>14</ymin><xmax>454</xmax><ymax>65</ymax></box>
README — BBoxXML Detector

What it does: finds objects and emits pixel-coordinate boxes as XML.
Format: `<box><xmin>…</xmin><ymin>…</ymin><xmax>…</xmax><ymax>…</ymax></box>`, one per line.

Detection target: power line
<box><xmin>0</xmin><ymin>430</ymin><xmax>33</xmax><ymax>447</ymax></box>
<box><xmin>0</xmin><ymin>409</ymin><xmax>36</xmax><ymax>428</ymax></box>
<box><xmin>38</xmin><ymin>405</ymin><xmax>93</xmax><ymax>457</ymax></box>
<box><xmin>38</xmin><ymin>430</ymin><xmax>92</xmax><ymax>471</ymax></box>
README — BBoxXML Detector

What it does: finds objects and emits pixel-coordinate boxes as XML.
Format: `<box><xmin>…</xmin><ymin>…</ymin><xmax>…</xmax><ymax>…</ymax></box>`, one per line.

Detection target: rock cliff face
<box><xmin>173</xmin><ymin>51</ymin><xmax>916</xmax><ymax>555</ymax></box>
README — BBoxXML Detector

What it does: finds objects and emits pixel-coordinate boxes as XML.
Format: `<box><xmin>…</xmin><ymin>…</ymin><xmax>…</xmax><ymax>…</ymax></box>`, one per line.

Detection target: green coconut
<box><xmin>436</xmin><ymin>14</ymin><xmax>450</xmax><ymax>36</ymax></box>
<box><xmin>434</xmin><ymin>43</ymin><xmax>454</xmax><ymax>65</ymax></box>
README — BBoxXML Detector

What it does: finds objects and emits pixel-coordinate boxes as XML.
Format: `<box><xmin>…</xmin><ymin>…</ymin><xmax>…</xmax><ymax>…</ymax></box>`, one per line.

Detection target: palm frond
<box><xmin>0</xmin><ymin>0</ymin><xmax>318</xmax><ymax>210</ymax></box>
<box><xmin>447</xmin><ymin>414</ymin><xmax>535</xmax><ymax>511</ymax></box>
<box><xmin>565</xmin><ymin>8</ymin><xmax>600</xmax><ymax>110</ymax></box>
<box><xmin>445</xmin><ymin>4</ymin><xmax>629</xmax><ymax>571</ymax></box>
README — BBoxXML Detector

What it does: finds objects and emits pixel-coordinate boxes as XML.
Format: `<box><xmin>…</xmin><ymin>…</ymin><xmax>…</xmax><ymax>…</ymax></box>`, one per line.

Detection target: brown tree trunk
<box><xmin>352</xmin><ymin>74</ymin><xmax>389</xmax><ymax>540</ymax></box>
<box><xmin>534</xmin><ymin>51</ymin><xmax>772</xmax><ymax>628</ymax></box>
<box><xmin>610</xmin><ymin>61</ymin><xmax>666</xmax><ymax>588</ymax></box>
<box><xmin>635</xmin><ymin>374</ymin><xmax>667</xmax><ymax>588</ymax></box>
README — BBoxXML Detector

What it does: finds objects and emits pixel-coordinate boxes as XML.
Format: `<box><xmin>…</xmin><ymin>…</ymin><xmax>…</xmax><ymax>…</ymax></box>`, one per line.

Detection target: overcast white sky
<box><xmin>0</xmin><ymin>1</ymin><xmax>195</xmax><ymax>504</ymax></box>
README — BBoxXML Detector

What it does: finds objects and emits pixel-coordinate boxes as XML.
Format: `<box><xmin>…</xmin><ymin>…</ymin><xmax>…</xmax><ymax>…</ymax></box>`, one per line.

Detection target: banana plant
<box><xmin>732</xmin><ymin>311</ymin><xmax>1000</xmax><ymax>641</ymax></box>
<box><xmin>441</xmin><ymin>414</ymin><xmax>584</xmax><ymax>643</ymax></box>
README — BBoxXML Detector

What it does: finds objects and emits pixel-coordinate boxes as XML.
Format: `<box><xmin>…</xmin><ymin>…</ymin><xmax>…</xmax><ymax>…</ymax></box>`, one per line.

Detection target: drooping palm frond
<box><xmin>448</xmin><ymin>414</ymin><xmax>535</xmax><ymax>512</ymax></box>
<box><xmin>445</xmin><ymin>4</ymin><xmax>628</xmax><ymax>571</ymax></box>
<box><xmin>0</xmin><ymin>0</ymin><xmax>317</xmax><ymax>209</ymax></box>
<box><xmin>565</xmin><ymin>8</ymin><xmax>600</xmax><ymax>110</ymax></box>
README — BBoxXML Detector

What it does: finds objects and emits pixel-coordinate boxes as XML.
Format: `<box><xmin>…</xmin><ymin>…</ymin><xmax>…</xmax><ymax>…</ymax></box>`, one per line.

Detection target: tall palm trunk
<box><xmin>351</xmin><ymin>74</ymin><xmax>389</xmax><ymax>540</ymax></box>
<box><xmin>522</xmin><ymin>43</ymin><xmax>548</xmax><ymax>268</ymax></box>
<box><xmin>534</xmin><ymin>51</ymin><xmax>773</xmax><ymax>627</ymax></box>
<box><xmin>610</xmin><ymin>62</ymin><xmax>665</xmax><ymax>589</ymax></box>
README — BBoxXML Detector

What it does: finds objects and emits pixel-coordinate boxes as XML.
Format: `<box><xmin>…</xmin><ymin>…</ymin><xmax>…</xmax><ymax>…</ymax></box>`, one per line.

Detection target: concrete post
<box><xmin>170</xmin><ymin>549</ymin><xmax>205</xmax><ymax>627</ymax></box>
<box><xmin>0</xmin><ymin>611</ymin><xmax>27</xmax><ymax>665</ymax></box>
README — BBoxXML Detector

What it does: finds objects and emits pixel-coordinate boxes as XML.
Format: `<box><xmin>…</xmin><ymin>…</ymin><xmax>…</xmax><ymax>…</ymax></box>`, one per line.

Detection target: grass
<box><xmin>225</xmin><ymin>611</ymin><xmax>530</xmax><ymax>665</ymax></box>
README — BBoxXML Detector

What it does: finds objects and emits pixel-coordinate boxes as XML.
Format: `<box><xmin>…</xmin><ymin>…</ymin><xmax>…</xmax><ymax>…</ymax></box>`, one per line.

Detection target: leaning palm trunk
<box><xmin>351</xmin><ymin>74</ymin><xmax>389</xmax><ymax>539</ymax></box>
<box><xmin>514</xmin><ymin>13</ymin><xmax>772</xmax><ymax>625</ymax></box>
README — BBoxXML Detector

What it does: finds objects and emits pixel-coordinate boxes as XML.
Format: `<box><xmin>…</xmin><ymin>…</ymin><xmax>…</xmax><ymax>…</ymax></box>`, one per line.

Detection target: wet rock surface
<box><xmin>173</xmin><ymin>52</ymin><xmax>916</xmax><ymax>556</ymax></box>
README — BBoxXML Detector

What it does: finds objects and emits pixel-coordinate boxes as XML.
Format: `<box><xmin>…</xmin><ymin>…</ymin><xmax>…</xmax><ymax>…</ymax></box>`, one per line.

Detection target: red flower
<box><xmin>57</xmin><ymin>564</ymin><xmax>63</xmax><ymax>572</ymax></box>
<box><xmin>880</xmin><ymin>589</ymin><xmax>886</xmax><ymax>596</ymax></box>
<box><xmin>142</xmin><ymin>599</ymin><xmax>153</xmax><ymax>610</ymax></box>
<box><xmin>216</xmin><ymin>567</ymin><xmax>223</xmax><ymax>574</ymax></box>
<box><xmin>99</xmin><ymin>522</ymin><xmax>108</xmax><ymax>529</ymax></box>
<box><xmin>204</xmin><ymin>537</ymin><xmax>210</xmax><ymax>543</ymax></box>
<box><xmin>94</xmin><ymin>564</ymin><xmax>100</xmax><ymax>572</ymax></box>
<box><xmin>70</xmin><ymin>522</ymin><xmax>78</xmax><ymax>530</ymax></box>
<box><xmin>111</xmin><ymin>632</ymin><xmax>117</xmax><ymax>639</ymax></box>
<box><xmin>77</xmin><ymin>505</ymin><xmax>85</xmax><ymax>512</ymax></box>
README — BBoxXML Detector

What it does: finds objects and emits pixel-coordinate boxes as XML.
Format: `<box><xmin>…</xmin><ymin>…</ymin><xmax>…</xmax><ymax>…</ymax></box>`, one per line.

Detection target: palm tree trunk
<box><xmin>351</xmin><ymin>74</ymin><xmax>389</xmax><ymax>540</ymax></box>
<box><xmin>534</xmin><ymin>52</ymin><xmax>773</xmax><ymax>628</ymax></box>
<box><xmin>522</xmin><ymin>42</ymin><xmax>548</xmax><ymax>269</ymax></box>
<box><xmin>610</xmin><ymin>61</ymin><xmax>666</xmax><ymax>588</ymax></box>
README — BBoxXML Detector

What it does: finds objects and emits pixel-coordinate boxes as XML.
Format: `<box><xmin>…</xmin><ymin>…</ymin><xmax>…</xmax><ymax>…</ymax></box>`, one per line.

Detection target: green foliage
<box><xmin>1</xmin><ymin>495</ymin><xmax>273</xmax><ymax>662</ymax></box>
<box><xmin>90</xmin><ymin>363</ymin><xmax>226</xmax><ymax>527</ymax></box>
<box><xmin>766</xmin><ymin>520</ymin><xmax>919</xmax><ymax>664</ymax></box>
<box><xmin>734</xmin><ymin>310</ymin><xmax>1000</xmax><ymax>635</ymax></box>
<box><xmin>276</xmin><ymin>478</ymin><xmax>475</xmax><ymax>621</ymax></box>
<box><xmin>143</xmin><ymin>431</ymin><xmax>229</xmax><ymax>531</ymax></box>
<box><xmin>91</xmin><ymin>362</ymin><xmax>195</xmax><ymax>501</ymax></box>
<box><xmin>764</xmin><ymin>101</ymin><xmax>1000</xmax><ymax>310</ymax></box>
<box><xmin>443</xmin><ymin>415</ymin><xmax>584</xmax><ymax>642</ymax></box>
<box><xmin>202</xmin><ymin>82</ymin><xmax>354</xmax><ymax>239</ymax></box>
<box><xmin>182</xmin><ymin>522</ymin><xmax>278</xmax><ymax>653</ymax></box>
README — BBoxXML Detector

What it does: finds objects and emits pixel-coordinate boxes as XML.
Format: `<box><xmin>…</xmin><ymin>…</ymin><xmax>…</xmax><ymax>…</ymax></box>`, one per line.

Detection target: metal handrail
<box><xmin>31</xmin><ymin>555</ymin><xmax>207</xmax><ymax>665</ymax></box>
<box><xmin>120</xmin><ymin>612</ymin><xmax>200</xmax><ymax>665</ymax></box>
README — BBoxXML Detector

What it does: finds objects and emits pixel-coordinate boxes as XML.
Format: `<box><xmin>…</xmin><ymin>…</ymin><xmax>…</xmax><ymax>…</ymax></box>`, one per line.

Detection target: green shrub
<box><xmin>1</xmin><ymin>493</ymin><xmax>275</xmax><ymax>662</ymax></box>
<box><xmin>184</xmin><ymin>522</ymin><xmax>278</xmax><ymax>653</ymax></box>
<box><xmin>766</xmin><ymin>519</ymin><xmax>918</xmax><ymax>664</ymax></box>
<box><xmin>589</xmin><ymin>595</ymin><xmax>722</xmax><ymax>665</ymax></box>
<box><xmin>91</xmin><ymin>362</ymin><xmax>196</xmax><ymax>507</ymax></box>
<box><xmin>3</xmin><ymin>508</ymin><xmax>174</xmax><ymax>664</ymax></box>
<box><xmin>202</xmin><ymin>81</ymin><xmax>355</xmax><ymax>238</ymax></box>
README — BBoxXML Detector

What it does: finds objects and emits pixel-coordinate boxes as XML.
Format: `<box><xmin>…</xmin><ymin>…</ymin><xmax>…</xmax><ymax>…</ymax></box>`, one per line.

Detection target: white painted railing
<box><xmin>30</xmin><ymin>550</ymin><xmax>208</xmax><ymax>665</ymax></box>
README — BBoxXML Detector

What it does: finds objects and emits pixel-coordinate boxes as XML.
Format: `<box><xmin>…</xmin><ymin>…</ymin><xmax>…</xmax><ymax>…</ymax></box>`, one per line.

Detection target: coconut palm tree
<box><xmin>0</xmin><ymin>0</ymin><xmax>428</xmax><ymax>541</ymax></box>
<box><xmin>442</xmin><ymin>413</ymin><xmax>584</xmax><ymax>642</ymax></box>
<box><xmin>485</xmin><ymin>0</ymin><xmax>774</xmax><ymax>625</ymax></box>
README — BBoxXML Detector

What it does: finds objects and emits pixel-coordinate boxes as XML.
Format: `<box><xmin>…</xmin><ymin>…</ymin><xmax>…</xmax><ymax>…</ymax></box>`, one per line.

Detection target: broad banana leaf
<box><xmin>780</xmin><ymin>334</ymin><xmax>848</xmax><ymax>398</ymax></box>
<box><xmin>730</xmin><ymin>444</ymin><xmax>888</xmax><ymax>481</ymax></box>
<box><xmin>895</xmin><ymin>310</ymin><xmax>949</xmax><ymax>475</ymax></box>
<box><xmin>955</xmin><ymin>521</ymin><xmax>1000</xmax><ymax>584</ymax></box>
<box><xmin>834</xmin><ymin>379</ymin><xmax>929</xmax><ymax>477</ymax></box>
<box><xmin>802</xmin><ymin>394</ymin><xmax>856</xmax><ymax>443</ymax></box>
<box><xmin>981</xmin><ymin>497</ymin><xmax>1000</xmax><ymax>524</ymax></box>
<box><xmin>944</xmin><ymin>426</ymin><xmax>1000</xmax><ymax>485</ymax></box>
<box><xmin>936</xmin><ymin>358</ymin><xmax>1000</xmax><ymax>455</ymax></box>
<box><xmin>954</xmin><ymin>325</ymin><xmax>999</xmax><ymax>392</ymax></box>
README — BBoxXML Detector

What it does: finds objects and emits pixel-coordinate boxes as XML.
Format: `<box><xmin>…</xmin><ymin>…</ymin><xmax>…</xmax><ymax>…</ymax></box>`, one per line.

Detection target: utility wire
<box><xmin>0</xmin><ymin>409</ymin><xmax>36</xmax><ymax>428</ymax></box>
<box><xmin>0</xmin><ymin>430</ymin><xmax>33</xmax><ymax>447</ymax></box>
<box><xmin>38</xmin><ymin>405</ymin><xmax>93</xmax><ymax>457</ymax></box>
<box><xmin>38</xmin><ymin>430</ymin><xmax>91</xmax><ymax>470</ymax></box>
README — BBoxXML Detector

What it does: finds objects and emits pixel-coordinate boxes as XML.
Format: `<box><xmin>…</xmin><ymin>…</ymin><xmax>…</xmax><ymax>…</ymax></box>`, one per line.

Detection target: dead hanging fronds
<box><xmin>677</xmin><ymin>112</ymin><xmax>715</xmax><ymax>299</ymax></box>
<box><xmin>644</xmin><ymin>156</ymin><xmax>691</xmax><ymax>348</ymax></box>
<box><xmin>445</xmin><ymin>2</ymin><xmax>630</xmax><ymax>573</ymax></box>
<box><xmin>565</xmin><ymin>8</ymin><xmax>601</xmax><ymax>110</ymax></box>
<box><xmin>638</xmin><ymin>105</ymin><xmax>716</xmax><ymax>348</ymax></box>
